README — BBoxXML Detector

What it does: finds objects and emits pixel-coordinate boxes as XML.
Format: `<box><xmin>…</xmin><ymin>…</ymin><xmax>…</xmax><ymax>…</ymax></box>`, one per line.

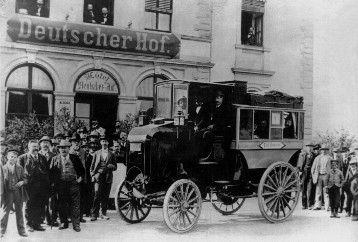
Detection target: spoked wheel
<box><xmin>115</xmin><ymin>178</ymin><xmax>152</xmax><ymax>224</ymax></box>
<box><xmin>258</xmin><ymin>162</ymin><xmax>300</xmax><ymax>223</ymax></box>
<box><xmin>211</xmin><ymin>192</ymin><xmax>245</xmax><ymax>215</ymax></box>
<box><xmin>163</xmin><ymin>179</ymin><xmax>202</xmax><ymax>233</ymax></box>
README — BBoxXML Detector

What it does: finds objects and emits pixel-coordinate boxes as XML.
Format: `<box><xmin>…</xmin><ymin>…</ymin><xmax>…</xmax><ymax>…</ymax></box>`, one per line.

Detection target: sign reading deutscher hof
<box><xmin>76</xmin><ymin>71</ymin><xmax>118</xmax><ymax>94</ymax></box>
<box><xmin>6</xmin><ymin>15</ymin><xmax>180</xmax><ymax>58</ymax></box>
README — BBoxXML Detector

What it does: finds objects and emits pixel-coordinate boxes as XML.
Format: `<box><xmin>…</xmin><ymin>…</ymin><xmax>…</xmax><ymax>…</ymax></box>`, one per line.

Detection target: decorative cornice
<box><xmin>231</xmin><ymin>67</ymin><xmax>275</xmax><ymax>76</ymax></box>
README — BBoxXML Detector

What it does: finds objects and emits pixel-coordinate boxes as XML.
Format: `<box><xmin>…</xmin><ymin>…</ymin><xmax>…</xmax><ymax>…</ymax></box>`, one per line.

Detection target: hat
<box><xmin>216</xmin><ymin>90</ymin><xmax>225</xmax><ymax>97</ymax></box>
<box><xmin>305</xmin><ymin>142</ymin><xmax>315</xmax><ymax>147</ymax></box>
<box><xmin>69</xmin><ymin>132</ymin><xmax>81</xmax><ymax>142</ymax></box>
<box><xmin>39</xmin><ymin>136</ymin><xmax>52</xmax><ymax>144</ymax></box>
<box><xmin>51</xmin><ymin>139</ymin><xmax>59</xmax><ymax>145</ymax></box>
<box><xmin>89</xmin><ymin>130</ymin><xmax>100</xmax><ymax>138</ymax></box>
<box><xmin>341</xmin><ymin>147</ymin><xmax>349</xmax><ymax>153</ymax></box>
<box><xmin>88</xmin><ymin>141</ymin><xmax>98</xmax><ymax>149</ymax></box>
<box><xmin>332</xmin><ymin>148</ymin><xmax>341</xmax><ymax>153</ymax></box>
<box><xmin>6</xmin><ymin>149</ymin><xmax>20</xmax><ymax>156</ymax></box>
<box><xmin>57</xmin><ymin>140</ymin><xmax>71</xmax><ymax>148</ymax></box>
<box><xmin>53</xmin><ymin>132</ymin><xmax>65</xmax><ymax>139</ymax></box>
<box><xmin>330</xmin><ymin>159</ymin><xmax>339</xmax><ymax>164</ymax></box>
<box><xmin>319</xmin><ymin>144</ymin><xmax>329</xmax><ymax>150</ymax></box>
<box><xmin>313</xmin><ymin>144</ymin><xmax>321</xmax><ymax>150</ymax></box>
<box><xmin>349</xmin><ymin>157</ymin><xmax>358</xmax><ymax>165</ymax></box>
<box><xmin>99</xmin><ymin>135</ymin><xmax>109</xmax><ymax>141</ymax></box>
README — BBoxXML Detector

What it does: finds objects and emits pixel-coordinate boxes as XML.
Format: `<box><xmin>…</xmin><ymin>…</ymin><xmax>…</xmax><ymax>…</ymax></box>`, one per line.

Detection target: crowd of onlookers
<box><xmin>0</xmin><ymin>120</ymin><xmax>127</xmax><ymax>238</ymax></box>
<box><xmin>297</xmin><ymin>143</ymin><xmax>358</xmax><ymax>220</ymax></box>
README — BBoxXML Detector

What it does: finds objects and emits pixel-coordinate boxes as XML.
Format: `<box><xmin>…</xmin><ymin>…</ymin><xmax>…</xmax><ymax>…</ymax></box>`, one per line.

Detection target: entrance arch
<box><xmin>74</xmin><ymin>69</ymin><xmax>120</xmax><ymax>136</ymax></box>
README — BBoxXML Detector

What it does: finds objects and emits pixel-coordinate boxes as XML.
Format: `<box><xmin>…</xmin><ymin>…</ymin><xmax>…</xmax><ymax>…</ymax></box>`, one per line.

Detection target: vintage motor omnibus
<box><xmin>115</xmin><ymin>80</ymin><xmax>304</xmax><ymax>233</ymax></box>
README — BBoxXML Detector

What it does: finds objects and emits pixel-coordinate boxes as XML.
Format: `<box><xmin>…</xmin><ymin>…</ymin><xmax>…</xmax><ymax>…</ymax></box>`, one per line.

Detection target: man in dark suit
<box><xmin>84</xmin><ymin>4</ymin><xmax>96</xmax><ymax>23</ymax></box>
<box><xmin>1</xmin><ymin>150</ymin><xmax>29</xmax><ymax>238</ymax></box>
<box><xmin>18</xmin><ymin>140</ymin><xmax>50</xmax><ymax>232</ymax></box>
<box><xmin>30</xmin><ymin>0</ymin><xmax>49</xmax><ymax>18</ymax></box>
<box><xmin>99</xmin><ymin>7</ymin><xmax>113</xmax><ymax>26</ymax></box>
<box><xmin>38</xmin><ymin>135</ymin><xmax>58</xmax><ymax>226</ymax></box>
<box><xmin>69</xmin><ymin>133</ymin><xmax>87</xmax><ymax>223</ymax></box>
<box><xmin>49</xmin><ymin>140</ymin><xmax>84</xmax><ymax>232</ymax></box>
<box><xmin>90</xmin><ymin>135</ymin><xmax>117</xmax><ymax>221</ymax></box>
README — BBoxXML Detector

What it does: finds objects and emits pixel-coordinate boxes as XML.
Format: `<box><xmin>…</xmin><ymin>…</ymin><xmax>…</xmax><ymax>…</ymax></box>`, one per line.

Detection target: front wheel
<box><xmin>258</xmin><ymin>162</ymin><xmax>300</xmax><ymax>223</ymax></box>
<box><xmin>163</xmin><ymin>179</ymin><xmax>202</xmax><ymax>233</ymax></box>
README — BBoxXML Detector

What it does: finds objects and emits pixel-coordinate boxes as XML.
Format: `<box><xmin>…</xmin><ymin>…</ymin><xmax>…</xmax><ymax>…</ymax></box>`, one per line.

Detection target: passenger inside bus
<box><xmin>254</xmin><ymin>119</ymin><xmax>269</xmax><ymax>139</ymax></box>
<box><xmin>283</xmin><ymin>112</ymin><xmax>297</xmax><ymax>139</ymax></box>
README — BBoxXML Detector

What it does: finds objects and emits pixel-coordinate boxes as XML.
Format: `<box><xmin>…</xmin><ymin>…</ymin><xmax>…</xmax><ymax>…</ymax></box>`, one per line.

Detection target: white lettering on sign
<box><xmin>76</xmin><ymin>71</ymin><xmax>118</xmax><ymax>94</ymax></box>
<box><xmin>259</xmin><ymin>142</ymin><xmax>286</xmax><ymax>149</ymax></box>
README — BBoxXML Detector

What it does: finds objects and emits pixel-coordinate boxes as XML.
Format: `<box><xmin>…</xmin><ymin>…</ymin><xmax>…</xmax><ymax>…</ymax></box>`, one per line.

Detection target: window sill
<box><xmin>144</xmin><ymin>28</ymin><xmax>171</xmax><ymax>33</ymax></box>
<box><xmin>235</xmin><ymin>44</ymin><xmax>271</xmax><ymax>53</ymax></box>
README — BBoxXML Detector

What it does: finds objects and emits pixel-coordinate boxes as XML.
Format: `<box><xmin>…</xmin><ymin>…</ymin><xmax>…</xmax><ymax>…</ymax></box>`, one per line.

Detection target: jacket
<box><xmin>90</xmin><ymin>149</ymin><xmax>117</xmax><ymax>183</ymax></box>
<box><xmin>0</xmin><ymin>163</ymin><xmax>29</xmax><ymax>206</ymax></box>
<box><xmin>326</xmin><ymin>169</ymin><xmax>344</xmax><ymax>188</ymax></box>
<box><xmin>311</xmin><ymin>154</ymin><xmax>332</xmax><ymax>184</ymax></box>
<box><xmin>351</xmin><ymin>174</ymin><xmax>358</xmax><ymax>197</ymax></box>
<box><xmin>69</xmin><ymin>147</ymin><xmax>87</xmax><ymax>183</ymax></box>
<box><xmin>49</xmin><ymin>154</ymin><xmax>85</xmax><ymax>187</ymax></box>
<box><xmin>39</xmin><ymin>150</ymin><xmax>55</xmax><ymax>167</ymax></box>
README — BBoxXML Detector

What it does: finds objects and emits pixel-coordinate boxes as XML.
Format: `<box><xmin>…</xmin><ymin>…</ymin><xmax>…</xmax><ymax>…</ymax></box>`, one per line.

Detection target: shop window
<box><xmin>83</xmin><ymin>0</ymin><xmax>114</xmax><ymax>25</ymax></box>
<box><xmin>6</xmin><ymin>64</ymin><xmax>54</xmax><ymax>119</ymax></box>
<box><xmin>136</xmin><ymin>75</ymin><xmax>168</xmax><ymax>116</ymax></box>
<box><xmin>239</xmin><ymin>109</ymin><xmax>253</xmax><ymax>140</ymax></box>
<box><xmin>241</xmin><ymin>11</ymin><xmax>263</xmax><ymax>46</ymax></box>
<box><xmin>145</xmin><ymin>0</ymin><xmax>173</xmax><ymax>32</ymax></box>
<box><xmin>253</xmin><ymin>110</ymin><xmax>269</xmax><ymax>139</ymax></box>
<box><xmin>15</xmin><ymin>0</ymin><xmax>50</xmax><ymax>17</ymax></box>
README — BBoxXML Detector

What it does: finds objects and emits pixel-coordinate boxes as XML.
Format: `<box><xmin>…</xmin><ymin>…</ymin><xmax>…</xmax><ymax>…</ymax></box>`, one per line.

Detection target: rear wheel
<box><xmin>163</xmin><ymin>179</ymin><xmax>202</xmax><ymax>233</ymax></box>
<box><xmin>258</xmin><ymin>162</ymin><xmax>300</xmax><ymax>223</ymax></box>
<box><xmin>115</xmin><ymin>176</ymin><xmax>151</xmax><ymax>223</ymax></box>
<box><xmin>211</xmin><ymin>192</ymin><xmax>245</xmax><ymax>215</ymax></box>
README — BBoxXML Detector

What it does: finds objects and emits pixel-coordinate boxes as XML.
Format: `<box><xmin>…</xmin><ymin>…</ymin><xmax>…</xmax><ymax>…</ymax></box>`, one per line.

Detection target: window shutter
<box><xmin>145</xmin><ymin>0</ymin><xmax>172</xmax><ymax>13</ymax></box>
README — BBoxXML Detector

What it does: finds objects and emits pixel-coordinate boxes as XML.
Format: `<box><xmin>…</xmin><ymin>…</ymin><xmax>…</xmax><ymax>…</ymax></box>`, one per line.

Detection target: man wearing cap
<box><xmin>0</xmin><ymin>149</ymin><xmax>29</xmax><ymax>238</ymax></box>
<box><xmin>332</xmin><ymin>148</ymin><xmax>344</xmax><ymax>171</ymax></box>
<box><xmin>49</xmin><ymin>140</ymin><xmax>84</xmax><ymax>232</ymax></box>
<box><xmin>53</xmin><ymin>132</ymin><xmax>65</xmax><ymax>144</ymax></box>
<box><xmin>18</xmin><ymin>140</ymin><xmax>50</xmax><ymax>232</ymax></box>
<box><xmin>90</xmin><ymin>135</ymin><xmax>117</xmax><ymax>221</ymax></box>
<box><xmin>343</xmin><ymin>156</ymin><xmax>358</xmax><ymax>217</ymax></box>
<box><xmin>298</xmin><ymin>142</ymin><xmax>317</xmax><ymax>209</ymax></box>
<box><xmin>38</xmin><ymin>136</ymin><xmax>58</xmax><ymax>227</ymax></box>
<box><xmin>311</xmin><ymin>144</ymin><xmax>332</xmax><ymax>210</ymax></box>
<box><xmin>50</xmin><ymin>139</ymin><xmax>59</xmax><ymax>155</ymax></box>
<box><xmin>69</xmin><ymin>133</ymin><xmax>87</xmax><ymax>223</ymax></box>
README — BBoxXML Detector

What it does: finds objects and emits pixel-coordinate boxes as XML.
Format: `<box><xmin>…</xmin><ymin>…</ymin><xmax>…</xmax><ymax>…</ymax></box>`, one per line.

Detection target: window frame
<box><xmin>83</xmin><ymin>0</ymin><xmax>114</xmax><ymax>26</ymax></box>
<box><xmin>137</xmin><ymin>74</ymin><xmax>169</xmax><ymax>110</ymax></box>
<box><xmin>145</xmin><ymin>0</ymin><xmax>173</xmax><ymax>33</ymax></box>
<box><xmin>5</xmin><ymin>64</ymin><xmax>54</xmax><ymax>118</ymax></box>
<box><xmin>241</xmin><ymin>11</ymin><xmax>264</xmax><ymax>47</ymax></box>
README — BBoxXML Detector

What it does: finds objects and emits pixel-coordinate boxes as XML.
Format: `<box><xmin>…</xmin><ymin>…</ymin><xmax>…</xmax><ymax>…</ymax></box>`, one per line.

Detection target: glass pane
<box><xmin>156</xmin><ymin>84</ymin><xmax>172</xmax><ymax>118</ymax></box>
<box><xmin>145</xmin><ymin>11</ymin><xmax>156</xmax><ymax>29</ymax></box>
<box><xmin>173</xmin><ymin>84</ymin><xmax>188</xmax><ymax>117</ymax></box>
<box><xmin>158</xmin><ymin>13</ymin><xmax>170</xmax><ymax>31</ymax></box>
<box><xmin>271</xmin><ymin>128</ymin><xmax>282</xmax><ymax>140</ymax></box>
<box><xmin>6</xmin><ymin>91</ymin><xmax>28</xmax><ymax>114</ymax></box>
<box><xmin>138</xmin><ymin>99</ymin><xmax>154</xmax><ymax>112</ymax></box>
<box><xmin>6</xmin><ymin>66</ymin><xmax>29</xmax><ymax>88</ymax></box>
<box><xmin>239</xmin><ymin>109</ymin><xmax>253</xmax><ymax>140</ymax></box>
<box><xmin>137</xmin><ymin>77</ymin><xmax>154</xmax><ymax>97</ymax></box>
<box><xmin>299</xmin><ymin>112</ymin><xmax>305</xmax><ymax>140</ymax></box>
<box><xmin>253</xmin><ymin>110</ymin><xmax>270</xmax><ymax>139</ymax></box>
<box><xmin>76</xmin><ymin>103</ymin><xmax>90</xmax><ymax>118</ymax></box>
<box><xmin>32</xmin><ymin>93</ymin><xmax>53</xmax><ymax>115</ymax></box>
<box><xmin>283</xmin><ymin>112</ymin><xmax>298</xmax><ymax>139</ymax></box>
<box><xmin>32</xmin><ymin>67</ymin><xmax>53</xmax><ymax>90</ymax></box>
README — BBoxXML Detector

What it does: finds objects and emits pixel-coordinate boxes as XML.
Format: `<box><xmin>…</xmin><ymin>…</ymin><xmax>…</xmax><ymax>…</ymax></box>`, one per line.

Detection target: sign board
<box><xmin>259</xmin><ymin>142</ymin><xmax>286</xmax><ymax>149</ymax></box>
<box><xmin>75</xmin><ymin>70</ymin><xmax>118</xmax><ymax>94</ymax></box>
<box><xmin>7</xmin><ymin>15</ymin><xmax>180</xmax><ymax>58</ymax></box>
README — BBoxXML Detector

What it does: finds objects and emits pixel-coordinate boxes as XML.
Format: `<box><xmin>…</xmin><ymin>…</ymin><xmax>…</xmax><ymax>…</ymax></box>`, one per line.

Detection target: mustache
<box><xmin>32</xmin><ymin>149</ymin><xmax>39</xmax><ymax>152</ymax></box>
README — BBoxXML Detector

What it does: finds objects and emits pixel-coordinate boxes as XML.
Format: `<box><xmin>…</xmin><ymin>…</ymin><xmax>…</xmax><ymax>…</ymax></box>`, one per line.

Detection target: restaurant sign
<box><xmin>7</xmin><ymin>15</ymin><xmax>180</xmax><ymax>58</ymax></box>
<box><xmin>75</xmin><ymin>71</ymin><xmax>118</xmax><ymax>94</ymax></box>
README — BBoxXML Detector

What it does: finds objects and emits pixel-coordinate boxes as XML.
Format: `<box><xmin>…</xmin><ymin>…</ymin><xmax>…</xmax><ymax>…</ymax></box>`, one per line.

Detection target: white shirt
<box><xmin>8</xmin><ymin>163</ymin><xmax>15</xmax><ymax>173</ymax></box>
<box><xmin>61</xmin><ymin>155</ymin><xmax>70</xmax><ymax>164</ymax></box>
<box><xmin>101</xmin><ymin>149</ymin><xmax>109</xmax><ymax>160</ymax></box>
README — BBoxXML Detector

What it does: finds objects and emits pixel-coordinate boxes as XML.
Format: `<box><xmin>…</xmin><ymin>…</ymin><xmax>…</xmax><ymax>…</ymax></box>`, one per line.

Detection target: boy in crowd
<box><xmin>326</xmin><ymin>159</ymin><xmax>344</xmax><ymax>218</ymax></box>
<box><xmin>1</xmin><ymin>150</ymin><xmax>28</xmax><ymax>238</ymax></box>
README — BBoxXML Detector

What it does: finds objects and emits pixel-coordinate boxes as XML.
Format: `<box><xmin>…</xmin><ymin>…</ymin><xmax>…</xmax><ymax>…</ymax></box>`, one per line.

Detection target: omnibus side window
<box><xmin>239</xmin><ymin>109</ymin><xmax>253</xmax><ymax>140</ymax></box>
<box><xmin>156</xmin><ymin>84</ymin><xmax>172</xmax><ymax>118</ymax></box>
<box><xmin>283</xmin><ymin>112</ymin><xmax>298</xmax><ymax>139</ymax></box>
<box><xmin>299</xmin><ymin>112</ymin><xmax>304</xmax><ymax>140</ymax></box>
<box><xmin>254</xmin><ymin>110</ymin><xmax>270</xmax><ymax>139</ymax></box>
<box><xmin>173</xmin><ymin>84</ymin><xmax>188</xmax><ymax>118</ymax></box>
<box><xmin>271</xmin><ymin>111</ymin><xmax>283</xmax><ymax>140</ymax></box>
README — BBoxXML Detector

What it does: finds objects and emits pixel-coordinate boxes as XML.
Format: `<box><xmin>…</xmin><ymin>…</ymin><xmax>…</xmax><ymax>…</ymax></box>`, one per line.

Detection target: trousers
<box><xmin>328</xmin><ymin>185</ymin><xmax>340</xmax><ymax>213</ymax></box>
<box><xmin>57</xmin><ymin>180</ymin><xmax>80</xmax><ymax>228</ymax></box>
<box><xmin>91</xmin><ymin>176</ymin><xmax>111</xmax><ymax>217</ymax></box>
<box><xmin>314</xmin><ymin>174</ymin><xmax>329</xmax><ymax>209</ymax></box>
<box><xmin>1</xmin><ymin>190</ymin><xmax>26</xmax><ymax>234</ymax></box>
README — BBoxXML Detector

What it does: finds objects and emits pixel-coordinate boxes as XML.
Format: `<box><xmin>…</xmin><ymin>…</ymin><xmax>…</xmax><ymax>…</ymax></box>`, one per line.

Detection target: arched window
<box><xmin>6</xmin><ymin>64</ymin><xmax>54</xmax><ymax>120</ymax></box>
<box><xmin>136</xmin><ymin>75</ymin><xmax>168</xmax><ymax>111</ymax></box>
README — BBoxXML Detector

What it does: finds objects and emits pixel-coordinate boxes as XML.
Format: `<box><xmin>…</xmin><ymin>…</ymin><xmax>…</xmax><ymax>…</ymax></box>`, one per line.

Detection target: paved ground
<box><xmin>2</xmin><ymin>196</ymin><xmax>357</xmax><ymax>242</ymax></box>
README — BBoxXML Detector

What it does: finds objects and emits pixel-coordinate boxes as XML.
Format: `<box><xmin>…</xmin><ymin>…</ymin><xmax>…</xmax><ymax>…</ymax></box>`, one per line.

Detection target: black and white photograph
<box><xmin>0</xmin><ymin>0</ymin><xmax>357</xmax><ymax>241</ymax></box>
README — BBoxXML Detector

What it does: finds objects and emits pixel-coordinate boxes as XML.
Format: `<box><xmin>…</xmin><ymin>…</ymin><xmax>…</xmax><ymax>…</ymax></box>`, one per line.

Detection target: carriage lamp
<box><xmin>174</xmin><ymin>111</ymin><xmax>185</xmax><ymax>126</ymax></box>
<box><xmin>138</xmin><ymin>110</ymin><xmax>148</xmax><ymax>126</ymax></box>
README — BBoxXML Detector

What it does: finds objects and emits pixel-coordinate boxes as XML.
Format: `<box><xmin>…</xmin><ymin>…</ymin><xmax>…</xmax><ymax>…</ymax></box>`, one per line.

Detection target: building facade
<box><xmin>0</xmin><ymin>0</ymin><xmax>313</xmax><ymax>140</ymax></box>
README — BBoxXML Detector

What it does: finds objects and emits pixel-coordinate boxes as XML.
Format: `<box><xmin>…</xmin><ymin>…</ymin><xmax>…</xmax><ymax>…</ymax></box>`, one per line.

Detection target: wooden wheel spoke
<box><xmin>262</xmin><ymin>191</ymin><xmax>277</xmax><ymax>196</ymax></box>
<box><xmin>169</xmin><ymin>195</ymin><xmax>179</xmax><ymax>202</ymax></box>
<box><xmin>281</xmin><ymin>172</ymin><xmax>294</xmax><ymax>188</ymax></box>
<box><xmin>283</xmin><ymin>194</ymin><xmax>296</xmax><ymax>201</ymax></box>
<box><xmin>276</xmin><ymin>198</ymin><xmax>280</xmax><ymax>218</ymax></box>
<box><xmin>180</xmin><ymin>183</ymin><xmax>185</xmax><ymax>200</ymax></box>
<box><xmin>184</xmin><ymin>183</ymin><xmax>190</xmax><ymax>201</ymax></box>
<box><xmin>267</xmin><ymin>175</ymin><xmax>278</xmax><ymax>188</ymax></box>
<box><xmin>265</xmin><ymin>196</ymin><xmax>278</xmax><ymax>214</ymax></box>
<box><xmin>169</xmin><ymin>208</ymin><xmax>181</xmax><ymax>217</ymax></box>
<box><xmin>264</xmin><ymin>194</ymin><xmax>277</xmax><ymax>204</ymax></box>
<box><xmin>284</xmin><ymin>179</ymin><xmax>300</xmax><ymax>190</ymax></box>
<box><xmin>119</xmin><ymin>201</ymin><xmax>131</xmax><ymax>210</ymax></box>
<box><xmin>168</xmin><ymin>203</ymin><xmax>180</xmax><ymax>208</ymax></box>
<box><xmin>124</xmin><ymin>204</ymin><xmax>131</xmax><ymax>216</ymax></box>
<box><xmin>188</xmin><ymin>196</ymin><xmax>199</xmax><ymax>204</ymax></box>
<box><xmin>279</xmin><ymin>198</ymin><xmax>286</xmax><ymax>217</ymax></box>
<box><xmin>184</xmin><ymin>211</ymin><xmax>192</xmax><ymax>225</ymax></box>
<box><xmin>281</xmin><ymin>167</ymin><xmax>288</xmax><ymax>187</ymax></box>
<box><xmin>130</xmin><ymin>205</ymin><xmax>134</xmax><ymax>220</ymax></box>
<box><xmin>172</xmin><ymin>210</ymin><xmax>181</xmax><ymax>224</ymax></box>
<box><xmin>174</xmin><ymin>189</ymin><xmax>182</xmax><ymax>201</ymax></box>
<box><xmin>278</xmin><ymin>166</ymin><xmax>283</xmax><ymax>187</ymax></box>
<box><xmin>282</xmin><ymin>196</ymin><xmax>292</xmax><ymax>210</ymax></box>
<box><xmin>284</xmin><ymin>188</ymin><xmax>299</xmax><ymax>193</ymax></box>
<box><xmin>273</xmin><ymin>169</ymin><xmax>280</xmax><ymax>186</ymax></box>
<box><xmin>138</xmin><ymin>206</ymin><xmax>146</xmax><ymax>216</ymax></box>
<box><xmin>269</xmin><ymin>198</ymin><xmax>279</xmax><ymax>217</ymax></box>
<box><xmin>134</xmin><ymin>205</ymin><xmax>140</xmax><ymax>220</ymax></box>
<box><xmin>187</xmin><ymin>188</ymin><xmax>195</xmax><ymax>200</ymax></box>
<box><xmin>264</xmin><ymin>184</ymin><xmax>277</xmax><ymax>191</ymax></box>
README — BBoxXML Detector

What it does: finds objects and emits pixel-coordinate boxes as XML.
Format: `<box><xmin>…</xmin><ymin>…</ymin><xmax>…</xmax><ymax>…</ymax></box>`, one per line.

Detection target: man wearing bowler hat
<box><xmin>53</xmin><ymin>132</ymin><xmax>65</xmax><ymax>144</ymax></box>
<box><xmin>90</xmin><ymin>135</ymin><xmax>117</xmax><ymax>221</ymax></box>
<box><xmin>69</xmin><ymin>133</ymin><xmax>87</xmax><ymax>223</ymax></box>
<box><xmin>38</xmin><ymin>136</ymin><xmax>58</xmax><ymax>226</ymax></box>
<box><xmin>298</xmin><ymin>141</ymin><xmax>317</xmax><ymax>209</ymax></box>
<box><xmin>311</xmin><ymin>144</ymin><xmax>332</xmax><ymax>210</ymax></box>
<box><xmin>49</xmin><ymin>140</ymin><xmax>84</xmax><ymax>232</ymax></box>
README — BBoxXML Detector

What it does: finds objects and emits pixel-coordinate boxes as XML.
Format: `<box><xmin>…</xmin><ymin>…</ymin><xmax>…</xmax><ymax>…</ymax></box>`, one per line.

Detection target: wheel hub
<box><xmin>277</xmin><ymin>187</ymin><xmax>284</xmax><ymax>197</ymax></box>
<box><xmin>180</xmin><ymin>201</ymin><xmax>189</xmax><ymax>211</ymax></box>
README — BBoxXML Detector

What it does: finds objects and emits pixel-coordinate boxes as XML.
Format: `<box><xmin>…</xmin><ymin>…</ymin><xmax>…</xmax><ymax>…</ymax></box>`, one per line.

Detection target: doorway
<box><xmin>75</xmin><ymin>93</ymin><xmax>118</xmax><ymax>136</ymax></box>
